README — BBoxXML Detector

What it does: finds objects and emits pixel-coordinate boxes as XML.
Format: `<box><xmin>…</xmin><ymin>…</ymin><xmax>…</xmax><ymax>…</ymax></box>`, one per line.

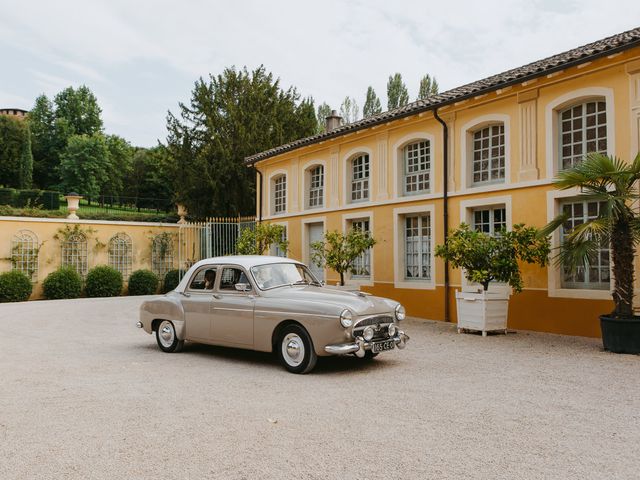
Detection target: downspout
<box><xmin>433</xmin><ymin>108</ymin><xmax>450</xmax><ymax>323</ymax></box>
<box><xmin>254</xmin><ymin>166</ymin><xmax>263</xmax><ymax>222</ymax></box>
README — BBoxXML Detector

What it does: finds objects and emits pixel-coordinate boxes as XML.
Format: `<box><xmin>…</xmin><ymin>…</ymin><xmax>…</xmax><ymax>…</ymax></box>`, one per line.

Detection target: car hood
<box><xmin>265</xmin><ymin>285</ymin><xmax>398</xmax><ymax>316</ymax></box>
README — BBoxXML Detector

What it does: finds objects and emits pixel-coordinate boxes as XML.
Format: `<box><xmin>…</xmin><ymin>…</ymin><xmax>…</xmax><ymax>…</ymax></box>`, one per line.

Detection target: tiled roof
<box><xmin>246</xmin><ymin>26</ymin><xmax>640</xmax><ymax>165</ymax></box>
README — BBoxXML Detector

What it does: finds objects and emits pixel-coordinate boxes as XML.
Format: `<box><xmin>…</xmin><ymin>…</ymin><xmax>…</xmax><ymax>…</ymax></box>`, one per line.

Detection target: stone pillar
<box><xmin>329</xmin><ymin>146</ymin><xmax>340</xmax><ymax>207</ymax></box>
<box><xmin>517</xmin><ymin>89</ymin><xmax>540</xmax><ymax>182</ymax></box>
<box><xmin>290</xmin><ymin>157</ymin><xmax>299</xmax><ymax>212</ymax></box>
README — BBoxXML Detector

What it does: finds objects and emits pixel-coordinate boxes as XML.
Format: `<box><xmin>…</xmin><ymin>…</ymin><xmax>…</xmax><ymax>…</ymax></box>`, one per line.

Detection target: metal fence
<box><xmin>77</xmin><ymin>195</ymin><xmax>173</xmax><ymax>215</ymax></box>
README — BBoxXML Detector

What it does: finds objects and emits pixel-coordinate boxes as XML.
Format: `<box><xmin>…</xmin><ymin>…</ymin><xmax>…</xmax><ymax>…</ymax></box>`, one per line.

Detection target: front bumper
<box><xmin>324</xmin><ymin>331</ymin><xmax>409</xmax><ymax>357</ymax></box>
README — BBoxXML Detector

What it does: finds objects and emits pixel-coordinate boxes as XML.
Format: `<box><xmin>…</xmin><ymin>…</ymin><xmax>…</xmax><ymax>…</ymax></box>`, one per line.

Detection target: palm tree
<box><xmin>545</xmin><ymin>152</ymin><xmax>640</xmax><ymax>318</ymax></box>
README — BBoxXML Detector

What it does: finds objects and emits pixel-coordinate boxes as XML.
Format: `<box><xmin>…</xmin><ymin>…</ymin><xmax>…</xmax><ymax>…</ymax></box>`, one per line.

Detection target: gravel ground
<box><xmin>1</xmin><ymin>296</ymin><xmax>640</xmax><ymax>479</ymax></box>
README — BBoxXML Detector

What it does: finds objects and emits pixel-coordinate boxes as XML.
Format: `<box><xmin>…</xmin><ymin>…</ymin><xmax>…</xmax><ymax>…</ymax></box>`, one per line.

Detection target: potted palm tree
<box><xmin>435</xmin><ymin>224</ymin><xmax>550</xmax><ymax>336</ymax></box>
<box><xmin>544</xmin><ymin>152</ymin><xmax>640</xmax><ymax>354</ymax></box>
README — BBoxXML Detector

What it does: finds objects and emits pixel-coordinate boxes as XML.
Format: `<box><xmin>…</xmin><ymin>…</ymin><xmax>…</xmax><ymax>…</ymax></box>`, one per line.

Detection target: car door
<box><xmin>182</xmin><ymin>266</ymin><xmax>218</xmax><ymax>341</ymax></box>
<box><xmin>211</xmin><ymin>265</ymin><xmax>255</xmax><ymax>346</ymax></box>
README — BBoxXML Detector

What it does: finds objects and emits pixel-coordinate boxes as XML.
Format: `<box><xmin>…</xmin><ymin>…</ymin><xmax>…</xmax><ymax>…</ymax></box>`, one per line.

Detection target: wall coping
<box><xmin>0</xmin><ymin>216</ymin><xmax>180</xmax><ymax>228</ymax></box>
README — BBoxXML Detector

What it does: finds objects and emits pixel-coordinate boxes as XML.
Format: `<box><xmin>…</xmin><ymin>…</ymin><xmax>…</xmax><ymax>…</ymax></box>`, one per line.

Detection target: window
<box><xmin>472</xmin><ymin>207</ymin><xmax>506</xmax><ymax>235</ymax></box>
<box><xmin>273</xmin><ymin>175</ymin><xmax>286</xmax><ymax>214</ymax></box>
<box><xmin>404</xmin><ymin>140</ymin><xmax>430</xmax><ymax>194</ymax></box>
<box><xmin>559</xmin><ymin>100</ymin><xmax>607</xmax><ymax>170</ymax></box>
<box><xmin>472</xmin><ymin>124</ymin><xmax>505</xmax><ymax>184</ymax></box>
<box><xmin>350</xmin><ymin>219</ymin><xmax>371</xmax><ymax>278</ymax></box>
<box><xmin>151</xmin><ymin>234</ymin><xmax>174</xmax><ymax>279</ymax></box>
<box><xmin>219</xmin><ymin>267</ymin><xmax>250</xmax><ymax>291</ymax></box>
<box><xmin>108</xmin><ymin>233</ymin><xmax>132</xmax><ymax>279</ymax></box>
<box><xmin>405</xmin><ymin>215</ymin><xmax>431</xmax><ymax>280</ymax></box>
<box><xmin>188</xmin><ymin>267</ymin><xmax>217</xmax><ymax>291</ymax></box>
<box><xmin>350</xmin><ymin>154</ymin><xmax>369</xmax><ymax>202</ymax></box>
<box><xmin>561</xmin><ymin>200</ymin><xmax>610</xmax><ymax>290</ymax></box>
<box><xmin>11</xmin><ymin>230</ymin><xmax>39</xmax><ymax>282</ymax></box>
<box><xmin>271</xmin><ymin>225</ymin><xmax>288</xmax><ymax>257</ymax></box>
<box><xmin>61</xmin><ymin>232</ymin><xmax>88</xmax><ymax>278</ymax></box>
<box><xmin>307</xmin><ymin>166</ymin><xmax>324</xmax><ymax>208</ymax></box>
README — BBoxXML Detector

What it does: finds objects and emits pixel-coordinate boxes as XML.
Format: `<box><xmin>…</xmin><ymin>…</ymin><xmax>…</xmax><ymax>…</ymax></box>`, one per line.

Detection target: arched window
<box><xmin>307</xmin><ymin>165</ymin><xmax>324</xmax><ymax>208</ymax></box>
<box><xmin>559</xmin><ymin>100</ymin><xmax>607</xmax><ymax>170</ymax></box>
<box><xmin>152</xmin><ymin>234</ymin><xmax>174</xmax><ymax>279</ymax></box>
<box><xmin>471</xmin><ymin>124</ymin><xmax>505</xmax><ymax>184</ymax></box>
<box><xmin>272</xmin><ymin>174</ymin><xmax>287</xmax><ymax>215</ymax></box>
<box><xmin>403</xmin><ymin>140</ymin><xmax>431</xmax><ymax>195</ymax></box>
<box><xmin>109</xmin><ymin>233</ymin><xmax>133</xmax><ymax>279</ymax></box>
<box><xmin>350</xmin><ymin>154</ymin><xmax>370</xmax><ymax>202</ymax></box>
<box><xmin>11</xmin><ymin>230</ymin><xmax>39</xmax><ymax>282</ymax></box>
<box><xmin>61</xmin><ymin>232</ymin><xmax>88</xmax><ymax>277</ymax></box>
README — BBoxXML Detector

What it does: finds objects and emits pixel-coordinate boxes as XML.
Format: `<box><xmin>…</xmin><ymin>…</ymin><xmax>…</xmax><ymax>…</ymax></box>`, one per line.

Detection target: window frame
<box><xmin>272</xmin><ymin>174</ymin><xmax>287</xmax><ymax>215</ymax></box>
<box><xmin>403</xmin><ymin>139</ymin><xmax>432</xmax><ymax>196</ymax></box>
<box><xmin>470</xmin><ymin>123</ymin><xmax>506</xmax><ymax>186</ymax></box>
<box><xmin>393</xmin><ymin>205</ymin><xmax>435</xmax><ymax>290</ymax></box>
<box><xmin>306</xmin><ymin>164</ymin><xmax>325</xmax><ymax>209</ymax></box>
<box><xmin>349</xmin><ymin>153</ymin><xmax>370</xmax><ymax>203</ymax></box>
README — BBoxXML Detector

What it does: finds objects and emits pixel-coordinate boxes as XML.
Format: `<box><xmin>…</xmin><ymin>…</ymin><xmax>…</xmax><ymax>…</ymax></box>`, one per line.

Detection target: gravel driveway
<box><xmin>1</xmin><ymin>296</ymin><xmax>639</xmax><ymax>479</ymax></box>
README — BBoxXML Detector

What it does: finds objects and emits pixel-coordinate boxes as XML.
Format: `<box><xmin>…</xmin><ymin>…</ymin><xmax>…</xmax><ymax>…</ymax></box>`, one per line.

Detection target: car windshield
<box><xmin>250</xmin><ymin>262</ymin><xmax>321</xmax><ymax>290</ymax></box>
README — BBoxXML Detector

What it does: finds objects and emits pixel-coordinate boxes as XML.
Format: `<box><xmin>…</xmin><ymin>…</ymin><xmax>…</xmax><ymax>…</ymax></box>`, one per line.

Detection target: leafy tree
<box><xmin>53</xmin><ymin>86</ymin><xmax>103</xmax><ymax>136</ymax></box>
<box><xmin>311</xmin><ymin>229</ymin><xmax>377</xmax><ymax>286</ymax></box>
<box><xmin>29</xmin><ymin>95</ymin><xmax>59</xmax><ymax>188</ymax></box>
<box><xmin>316</xmin><ymin>102</ymin><xmax>332</xmax><ymax>133</ymax></box>
<box><xmin>125</xmin><ymin>146</ymin><xmax>173</xmax><ymax>201</ymax></box>
<box><xmin>103</xmin><ymin>134</ymin><xmax>134</xmax><ymax>197</ymax></box>
<box><xmin>418</xmin><ymin>74</ymin><xmax>439</xmax><ymax>100</ymax></box>
<box><xmin>0</xmin><ymin>115</ymin><xmax>33</xmax><ymax>188</ymax></box>
<box><xmin>58</xmin><ymin>134</ymin><xmax>110</xmax><ymax>198</ymax></box>
<box><xmin>387</xmin><ymin>73</ymin><xmax>409</xmax><ymax>110</ymax></box>
<box><xmin>339</xmin><ymin>96</ymin><xmax>359</xmax><ymax>124</ymax></box>
<box><xmin>165</xmin><ymin>65</ymin><xmax>318</xmax><ymax>217</ymax></box>
<box><xmin>363</xmin><ymin>86</ymin><xmax>382</xmax><ymax>117</ymax></box>
<box><xmin>236</xmin><ymin>223</ymin><xmax>288</xmax><ymax>255</ymax></box>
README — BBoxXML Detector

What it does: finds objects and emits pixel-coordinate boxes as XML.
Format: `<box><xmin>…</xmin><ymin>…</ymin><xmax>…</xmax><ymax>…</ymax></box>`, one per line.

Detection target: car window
<box><xmin>219</xmin><ymin>267</ymin><xmax>250</xmax><ymax>292</ymax></box>
<box><xmin>188</xmin><ymin>267</ymin><xmax>217</xmax><ymax>291</ymax></box>
<box><xmin>251</xmin><ymin>263</ymin><xmax>320</xmax><ymax>290</ymax></box>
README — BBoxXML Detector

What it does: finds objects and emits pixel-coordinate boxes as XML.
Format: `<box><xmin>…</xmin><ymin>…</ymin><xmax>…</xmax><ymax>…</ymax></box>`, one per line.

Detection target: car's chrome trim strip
<box><xmin>254</xmin><ymin>310</ymin><xmax>336</xmax><ymax>319</ymax></box>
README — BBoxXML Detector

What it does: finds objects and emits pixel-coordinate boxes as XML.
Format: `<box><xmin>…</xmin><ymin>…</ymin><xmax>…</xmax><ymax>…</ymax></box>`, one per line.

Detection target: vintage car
<box><xmin>137</xmin><ymin>255</ymin><xmax>409</xmax><ymax>373</ymax></box>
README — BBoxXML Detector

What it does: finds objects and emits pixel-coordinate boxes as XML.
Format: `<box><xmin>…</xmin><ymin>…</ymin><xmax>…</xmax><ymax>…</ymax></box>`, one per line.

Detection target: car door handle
<box><xmin>212</xmin><ymin>293</ymin><xmax>222</xmax><ymax>300</ymax></box>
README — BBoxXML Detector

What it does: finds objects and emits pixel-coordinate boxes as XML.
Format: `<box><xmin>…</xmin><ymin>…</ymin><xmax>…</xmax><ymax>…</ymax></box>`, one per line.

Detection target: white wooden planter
<box><xmin>455</xmin><ymin>290</ymin><xmax>509</xmax><ymax>336</ymax></box>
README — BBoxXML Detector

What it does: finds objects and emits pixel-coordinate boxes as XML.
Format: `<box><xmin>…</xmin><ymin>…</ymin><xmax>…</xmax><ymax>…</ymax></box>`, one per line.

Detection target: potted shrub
<box><xmin>435</xmin><ymin>224</ymin><xmax>549</xmax><ymax>336</ymax></box>
<box><xmin>543</xmin><ymin>152</ymin><xmax>640</xmax><ymax>353</ymax></box>
<box><xmin>310</xmin><ymin>228</ymin><xmax>376</xmax><ymax>289</ymax></box>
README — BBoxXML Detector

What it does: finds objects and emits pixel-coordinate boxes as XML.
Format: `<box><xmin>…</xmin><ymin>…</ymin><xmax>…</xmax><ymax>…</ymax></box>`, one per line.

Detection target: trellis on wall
<box><xmin>109</xmin><ymin>233</ymin><xmax>133</xmax><ymax>279</ymax></box>
<box><xmin>61</xmin><ymin>231</ymin><xmax>88</xmax><ymax>277</ymax></box>
<box><xmin>11</xmin><ymin>230</ymin><xmax>39</xmax><ymax>282</ymax></box>
<box><xmin>151</xmin><ymin>233</ymin><xmax>174</xmax><ymax>279</ymax></box>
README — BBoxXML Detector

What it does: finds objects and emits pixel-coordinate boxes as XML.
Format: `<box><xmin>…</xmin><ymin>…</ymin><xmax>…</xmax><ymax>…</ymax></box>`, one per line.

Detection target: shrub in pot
<box><xmin>163</xmin><ymin>269</ymin><xmax>186</xmax><ymax>293</ymax></box>
<box><xmin>435</xmin><ymin>224</ymin><xmax>549</xmax><ymax>336</ymax></box>
<box><xmin>0</xmin><ymin>271</ymin><xmax>33</xmax><ymax>302</ymax></box>
<box><xmin>128</xmin><ymin>269</ymin><xmax>159</xmax><ymax>295</ymax></box>
<box><xmin>543</xmin><ymin>152</ymin><xmax>640</xmax><ymax>353</ymax></box>
<box><xmin>43</xmin><ymin>267</ymin><xmax>83</xmax><ymax>299</ymax></box>
<box><xmin>85</xmin><ymin>265</ymin><xmax>123</xmax><ymax>297</ymax></box>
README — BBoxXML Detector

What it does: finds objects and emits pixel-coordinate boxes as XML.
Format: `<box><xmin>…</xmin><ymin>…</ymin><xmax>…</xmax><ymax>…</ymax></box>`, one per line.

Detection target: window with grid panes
<box><xmin>350</xmin><ymin>219</ymin><xmax>371</xmax><ymax>277</ymax></box>
<box><xmin>561</xmin><ymin>200</ymin><xmax>610</xmax><ymax>289</ymax></box>
<box><xmin>472</xmin><ymin>207</ymin><xmax>506</xmax><ymax>235</ymax></box>
<box><xmin>308</xmin><ymin>166</ymin><xmax>324</xmax><ymax>208</ymax></box>
<box><xmin>350</xmin><ymin>154</ymin><xmax>369</xmax><ymax>202</ymax></box>
<box><xmin>273</xmin><ymin>175</ymin><xmax>286</xmax><ymax>214</ymax></box>
<box><xmin>61</xmin><ymin>233</ymin><xmax>88</xmax><ymax>278</ymax></box>
<box><xmin>404</xmin><ymin>140</ymin><xmax>430</xmax><ymax>194</ymax></box>
<box><xmin>11</xmin><ymin>230</ymin><xmax>39</xmax><ymax>282</ymax></box>
<box><xmin>404</xmin><ymin>215</ymin><xmax>431</xmax><ymax>280</ymax></box>
<box><xmin>472</xmin><ymin>124</ymin><xmax>505</xmax><ymax>184</ymax></box>
<box><xmin>109</xmin><ymin>233</ymin><xmax>132</xmax><ymax>279</ymax></box>
<box><xmin>559</xmin><ymin>101</ymin><xmax>606</xmax><ymax>170</ymax></box>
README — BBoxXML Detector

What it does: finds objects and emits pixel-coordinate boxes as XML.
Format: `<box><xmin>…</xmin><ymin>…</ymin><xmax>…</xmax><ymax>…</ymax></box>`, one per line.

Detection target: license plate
<box><xmin>372</xmin><ymin>340</ymin><xmax>395</xmax><ymax>353</ymax></box>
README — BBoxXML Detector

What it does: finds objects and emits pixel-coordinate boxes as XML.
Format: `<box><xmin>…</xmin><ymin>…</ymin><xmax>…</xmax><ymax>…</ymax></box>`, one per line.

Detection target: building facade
<box><xmin>247</xmin><ymin>28</ymin><xmax>640</xmax><ymax>338</ymax></box>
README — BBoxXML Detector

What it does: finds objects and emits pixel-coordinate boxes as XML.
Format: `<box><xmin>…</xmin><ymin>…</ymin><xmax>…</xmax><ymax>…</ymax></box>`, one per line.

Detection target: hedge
<box><xmin>85</xmin><ymin>265</ymin><xmax>123</xmax><ymax>298</ymax></box>
<box><xmin>163</xmin><ymin>269</ymin><xmax>185</xmax><ymax>293</ymax></box>
<box><xmin>42</xmin><ymin>267</ymin><xmax>83</xmax><ymax>300</ymax></box>
<box><xmin>0</xmin><ymin>271</ymin><xmax>33</xmax><ymax>302</ymax></box>
<box><xmin>128</xmin><ymin>269</ymin><xmax>159</xmax><ymax>295</ymax></box>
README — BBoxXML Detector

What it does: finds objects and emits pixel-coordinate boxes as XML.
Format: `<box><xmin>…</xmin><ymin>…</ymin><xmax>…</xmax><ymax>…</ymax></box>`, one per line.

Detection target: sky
<box><xmin>0</xmin><ymin>0</ymin><xmax>639</xmax><ymax>147</ymax></box>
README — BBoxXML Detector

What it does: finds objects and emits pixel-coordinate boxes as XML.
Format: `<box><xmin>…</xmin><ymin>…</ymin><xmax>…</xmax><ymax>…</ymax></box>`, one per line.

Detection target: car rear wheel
<box><xmin>156</xmin><ymin>320</ymin><xmax>184</xmax><ymax>353</ymax></box>
<box><xmin>277</xmin><ymin>325</ymin><xmax>317</xmax><ymax>374</ymax></box>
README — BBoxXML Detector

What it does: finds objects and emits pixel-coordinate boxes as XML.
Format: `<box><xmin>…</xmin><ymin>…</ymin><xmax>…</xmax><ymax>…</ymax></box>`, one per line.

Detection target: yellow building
<box><xmin>246</xmin><ymin>28</ymin><xmax>640</xmax><ymax>338</ymax></box>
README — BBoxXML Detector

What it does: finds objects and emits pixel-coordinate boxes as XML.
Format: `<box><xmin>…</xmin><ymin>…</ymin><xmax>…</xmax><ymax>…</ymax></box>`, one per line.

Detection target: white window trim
<box><xmin>268</xmin><ymin>169</ymin><xmax>288</xmax><ymax>216</ymax></box>
<box><xmin>341</xmin><ymin>211</ymin><xmax>374</xmax><ymax>287</ymax></box>
<box><xmin>459</xmin><ymin>196</ymin><xmax>513</xmax><ymax>294</ymax></box>
<box><xmin>460</xmin><ymin>114</ymin><xmax>511</xmax><ymax>191</ymax></box>
<box><xmin>301</xmin><ymin>216</ymin><xmax>327</xmax><ymax>281</ymax></box>
<box><xmin>546</xmin><ymin>188</ymin><xmax>612</xmax><ymax>300</ymax></box>
<box><xmin>545</xmin><ymin>87</ymin><xmax>615</xmax><ymax>179</ymax></box>
<box><xmin>301</xmin><ymin>159</ymin><xmax>326</xmax><ymax>211</ymax></box>
<box><xmin>391</xmin><ymin>132</ymin><xmax>436</xmax><ymax>199</ymax></box>
<box><xmin>393</xmin><ymin>204</ymin><xmax>436</xmax><ymax>290</ymax></box>
<box><xmin>342</xmin><ymin>147</ymin><xmax>373</xmax><ymax>206</ymax></box>
<box><xmin>269</xmin><ymin>220</ymin><xmax>289</xmax><ymax>257</ymax></box>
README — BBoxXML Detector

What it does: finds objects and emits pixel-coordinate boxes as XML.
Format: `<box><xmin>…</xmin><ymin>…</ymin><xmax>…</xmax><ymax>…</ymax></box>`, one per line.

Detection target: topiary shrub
<box><xmin>0</xmin><ymin>271</ymin><xmax>33</xmax><ymax>302</ymax></box>
<box><xmin>85</xmin><ymin>265</ymin><xmax>123</xmax><ymax>298</ymax></box>
<box><xmin>163</xmin><ymin>269</ymin><xmax>185</xmax><ymax>293</ymax></box>
<box><xmin>0</xmin><ymin>187</ymin><xmax>15</xmax><ymax>206</ymax></box>
<box><xmin>41</xmin><ymin>190</ymin><xmax>61</xmax><ymax>210</ymax></box>
<box><xmin>42</xmin><ymin>267</ymin><xmax>83</xmax><ymax>300</ymax></box>
<box><xmin>16</xmin><ymin>189</ymin><xmax>43</xmax><ymax>208</ymax></box>
<box><xmin>128</xmin><ymin>269</ymin><xmax>159</xmax><ymax>295</ymax></box>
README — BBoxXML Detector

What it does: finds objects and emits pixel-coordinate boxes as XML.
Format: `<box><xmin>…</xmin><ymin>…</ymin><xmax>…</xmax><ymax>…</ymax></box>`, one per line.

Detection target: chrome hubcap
<box><xmin>282</xmin><ymin>333</ymin><xmax>305</xmax><ymax>367</ymax></box>
<box><xmin>158</xmin><ymin>321</ymin><xmax>175</xmax><ymax>348</ymax></box>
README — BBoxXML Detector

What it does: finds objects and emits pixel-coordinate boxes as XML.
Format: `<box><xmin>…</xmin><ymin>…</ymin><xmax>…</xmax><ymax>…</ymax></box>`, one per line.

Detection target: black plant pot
<box><xmin>600</xmin><ymin>315</ymin><xmax>640</xmax><ymax>354</ymax></box>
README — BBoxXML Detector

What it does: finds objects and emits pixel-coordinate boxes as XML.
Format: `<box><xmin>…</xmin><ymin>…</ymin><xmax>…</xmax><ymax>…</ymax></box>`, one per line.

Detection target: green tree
<box><xmin>363</xmin><ymin>86</ymin><xmax>382</xmax><ymax>118</ymax></box>
<box><xmin>0</xmin><ymin>115</ymin><xmax>33</xmax><ymax>188</ymax></box>
<box><xmin>165</xmin><ymin>65</ymin><xmax>318</xmax><ymax>217</ymax></box>
<box><xmin>418</xmin><ymin>74</ymin><xmax>439</xmax><ymax>100</ymax></box>
<box><xmin>29</xmin><ymin>95</ymin><xmax>59</xmax><ymax>187</ymax></box>
<box><xmin>316</xmin><ymin>102</ymin><xmax>332</xmax><ymax>133</ymax></box>
<box><xmin>125</xmin><ymin>146</ymin><xmax>173</xmax><ymax>201</ymax></box>
<box><xmin>387</xmin><ymin>73</ymin><xmax>409</xmax><ymax>110</ymax></box>
<box><xmin>58</xmin><ymin>134</ymin><xmax>110</xmax><ymax>198</ymax></box>
<box><xmin>103</xmin><ymin>134</ymin><xmax>133</xmax><ymax>197</ymax></box>
<box><xmin>236</xmin><ymin>223</ymin><xmax>288</xmax><ymax>255</ymax></box>
<box><xmin>311</xmin><ymin>229</ymin><xmax>377</xmax><ymax>286</ymax></box>
<box><xmin>53</xmin><ymin>86</ymin><xmax>103</xmax><ymax>136</ymax></box>
<box><xmin>339</xmin><ymin>96</ymin><xmax>359</xmax><ymax>124</ymax></box>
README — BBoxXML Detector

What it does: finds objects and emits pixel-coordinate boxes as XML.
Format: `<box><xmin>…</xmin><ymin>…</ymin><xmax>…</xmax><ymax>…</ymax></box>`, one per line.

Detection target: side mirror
<box><xmin>234</xmin><ymin>283</ymin><xmax>251</xmax><ymax>292</ymax></box>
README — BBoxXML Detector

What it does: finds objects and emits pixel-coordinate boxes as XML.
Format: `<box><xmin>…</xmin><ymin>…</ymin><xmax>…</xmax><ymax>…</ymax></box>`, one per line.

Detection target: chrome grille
<box><xmin>352</xmin><ymin>315</ymin><xmax>394</xmax><ymax>341</ymax></box>
<box><xmin>353</xmin><ymin>315</ymin><xmax>393</xmax><ymax>329</ymax></box>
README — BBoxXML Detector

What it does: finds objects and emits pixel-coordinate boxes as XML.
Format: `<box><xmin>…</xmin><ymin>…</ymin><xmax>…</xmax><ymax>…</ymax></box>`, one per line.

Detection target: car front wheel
<box><xmin>277</xmin><ymin>325</ymin><xmax>317</xmax><ymax>374</ymax></box>
<box><xmin>156</xmin><ymin>320</ymin><xmax>184</xmax><ymax>353</ymax></box>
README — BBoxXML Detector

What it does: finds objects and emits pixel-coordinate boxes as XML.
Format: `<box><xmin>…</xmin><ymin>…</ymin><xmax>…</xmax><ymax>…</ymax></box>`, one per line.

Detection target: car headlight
<box><xmin>395</xmin><ymin>304</ymin><xmax>406</xmax><ymax>321</ymax></box>
<box><xmin>388</xmin><ymin>323</ymin><xmax>397</xmax><ymax>337</ymax></box>
<box><xmin>363</xmin><ymin>326</ymin><xmax>374</xmax><ymax>341</ymax></box>
<box><xmin>340</xmin><ymin>309</ymin><xmax>353</xmax><ymax>328</ymax></box>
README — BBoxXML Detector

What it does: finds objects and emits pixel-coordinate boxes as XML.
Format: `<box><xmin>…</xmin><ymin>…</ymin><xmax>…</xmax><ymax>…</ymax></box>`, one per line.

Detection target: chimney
<box><xmin>325</xmin><ymin>110</ymin><xmax>342</xmax><ymax>132</ymax></box>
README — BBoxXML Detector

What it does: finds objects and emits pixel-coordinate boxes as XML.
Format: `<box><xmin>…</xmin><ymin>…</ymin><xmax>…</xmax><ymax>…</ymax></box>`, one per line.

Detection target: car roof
<box><xmin>191</xmin><ymin>255</ymin><xmax>303</xmax><ymax>270</ymax></box>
